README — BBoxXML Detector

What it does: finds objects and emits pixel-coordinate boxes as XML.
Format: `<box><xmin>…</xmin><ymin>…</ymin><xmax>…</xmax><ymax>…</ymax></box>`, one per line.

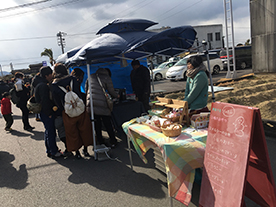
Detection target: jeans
<box><xmin>40</xmin><ymin>112</ymin><xmax>58</xmax><ymax>155</ymax></box>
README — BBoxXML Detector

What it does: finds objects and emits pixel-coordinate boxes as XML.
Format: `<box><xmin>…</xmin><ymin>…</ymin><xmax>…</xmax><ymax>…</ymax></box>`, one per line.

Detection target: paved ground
<box><xmin>1</xmin><ymin>104</ymin><xmax>275</xmax><ymax>207</ymax></box>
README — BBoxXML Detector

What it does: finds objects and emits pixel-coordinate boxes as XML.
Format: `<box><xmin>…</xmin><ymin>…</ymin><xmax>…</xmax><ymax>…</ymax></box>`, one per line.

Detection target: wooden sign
<box><xmin>199</xmin><ymin>102</ymin><xmax>276</xmax><ymax>207</ymax></box>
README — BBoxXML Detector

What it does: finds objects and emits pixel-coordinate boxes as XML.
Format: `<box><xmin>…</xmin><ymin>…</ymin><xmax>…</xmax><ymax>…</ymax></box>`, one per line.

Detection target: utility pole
<box><xmin>57</xmin><ymin>31</ymin><xmax>66</xmax><ymax>54</ymax></box>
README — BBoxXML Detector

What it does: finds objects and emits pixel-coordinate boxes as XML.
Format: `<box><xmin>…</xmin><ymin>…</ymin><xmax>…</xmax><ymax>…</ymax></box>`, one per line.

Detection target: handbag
<box><xmin>96</xmin><ymin>74</ymin><xmax>113</xmax><ymax>111</ymax></box>
<box><xmin>27</xmin><ymin>96</ymin><xmax>42</xmax><ymax>114</ymax></box>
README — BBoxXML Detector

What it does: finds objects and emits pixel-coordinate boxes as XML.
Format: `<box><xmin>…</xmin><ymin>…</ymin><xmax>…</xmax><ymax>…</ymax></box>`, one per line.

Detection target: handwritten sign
<box><xmin>199</xmin><ymin>102</ymin><xmax>276</xmax><ymax>207</ymax></box>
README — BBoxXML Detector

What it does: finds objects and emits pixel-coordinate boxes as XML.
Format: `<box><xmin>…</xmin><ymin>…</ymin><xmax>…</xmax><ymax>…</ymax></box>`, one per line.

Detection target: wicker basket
<box><xmin>161</xmin><ymin>124</ymin><xmax>182</xmax><ymax>137</ymax></box>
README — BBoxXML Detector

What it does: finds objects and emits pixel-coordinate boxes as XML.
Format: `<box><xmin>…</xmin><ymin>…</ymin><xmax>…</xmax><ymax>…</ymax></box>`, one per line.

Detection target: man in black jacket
<box><xmin>130</xmin><ymin>60</ymin><xmax>151</xmax><ymax>111</ymax></box>
<box><xmin>34</xmin><ymin>66</ymin><xmax>62</xmax><ymax>158</ymax></box>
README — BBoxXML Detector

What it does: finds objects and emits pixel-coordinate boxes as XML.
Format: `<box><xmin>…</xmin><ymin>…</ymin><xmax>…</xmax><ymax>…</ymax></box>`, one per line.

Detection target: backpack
<box><xmin>58</xmin><ymin>80</ymin><xmax>85</xmax><ymax>118</ymax></box>
<box><xmin>9</xmin><ymin>87</ymin><xmax>20</xmax><ymax>105</ymax></box>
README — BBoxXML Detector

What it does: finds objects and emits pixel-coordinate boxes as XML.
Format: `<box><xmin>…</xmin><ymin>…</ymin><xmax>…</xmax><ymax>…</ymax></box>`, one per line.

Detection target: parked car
<box><xmin>150</xmin><ymin>61</ymin><xmax>177</xmax><ymax>81</ymax></box>
<box><xmin>166</xmin><ymin>53</ymin><xmax>222</xmax><ymax>81</ymax></box>
<box><xmin>220</xmin><ymin>46</ymin><xmax>252</xmax><ymax>70</ymax></box>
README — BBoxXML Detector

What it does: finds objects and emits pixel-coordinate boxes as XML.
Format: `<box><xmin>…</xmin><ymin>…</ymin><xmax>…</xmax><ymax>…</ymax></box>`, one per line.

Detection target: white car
<box><xmin>166</xmin><ymin>53</ymin><xmax>223</xmax><ymax>81</ymax></box>
<box><xmin>150</xmin><ymin>61</ymin><xmax>177</xmax><ymax>81</ymax></box>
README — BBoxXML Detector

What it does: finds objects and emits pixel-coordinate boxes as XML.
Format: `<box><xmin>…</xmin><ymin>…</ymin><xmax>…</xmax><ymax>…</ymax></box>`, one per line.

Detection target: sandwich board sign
<box><xmin>199</xmin><ymin>102</ymin><xmax>276</xmax><ymax>207</ymax></box>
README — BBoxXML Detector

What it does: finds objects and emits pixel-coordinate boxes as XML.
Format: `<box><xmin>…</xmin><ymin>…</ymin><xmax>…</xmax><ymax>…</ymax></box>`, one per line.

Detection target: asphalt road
<box><xmin>1</xmin><ymin>67</ymin><xmax>275</xmax><ymax>207</ymax></box>
<box><xmin>151</xmin><ymin>68</ymin><xmax>253</xmax><ymax>94</ymax></box>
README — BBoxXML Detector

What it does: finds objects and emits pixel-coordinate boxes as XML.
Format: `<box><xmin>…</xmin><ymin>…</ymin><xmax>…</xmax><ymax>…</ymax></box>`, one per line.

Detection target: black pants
<box><xmin>3</xmin><ymin>114</ymin><xmax>13</xmax><ymax>129</ymax></box>
<box><xmin>94</xmin><ymin>114</ymin><xmax>117</xmax><ymax>144</ymax></box>
<box><xmin>19</xmin><ymin>105</ymin><xmax>31</xmax><ymax>129</ymax></box>
<box><xmin>137</xmin><ymin>93</ymin><xmax>150</xmax><ymax>112</ymax></box>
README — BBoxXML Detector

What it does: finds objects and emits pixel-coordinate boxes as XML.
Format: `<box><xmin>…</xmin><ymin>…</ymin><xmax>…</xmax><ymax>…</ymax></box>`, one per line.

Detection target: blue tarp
<box><xmin>69</xmin><ymin>59</ymin><xmax>147</xmax><ymax>94</ymax></box>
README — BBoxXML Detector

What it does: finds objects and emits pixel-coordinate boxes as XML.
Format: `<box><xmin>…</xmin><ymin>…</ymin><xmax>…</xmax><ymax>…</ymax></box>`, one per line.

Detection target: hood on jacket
<box><xmin>31</xmin><ymin>74</ymin><xmax>47</xmax><ymax>88</ymax></box>
<box><xmin>96</xmin><ymin>68</ymin><xmax>110</xmax><ymax>77</ymax></box>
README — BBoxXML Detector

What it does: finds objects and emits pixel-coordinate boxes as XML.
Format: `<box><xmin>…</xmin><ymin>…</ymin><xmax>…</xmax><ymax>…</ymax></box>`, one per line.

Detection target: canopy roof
<box><xmin>57</xmin><ymin>19</ymin><xmax>197</xmax><ymax>66</ymax></box>
<box><xmin>96</xmin><ymin>18</ymin><xmax>158</xmax><ymax>34</ymax></box>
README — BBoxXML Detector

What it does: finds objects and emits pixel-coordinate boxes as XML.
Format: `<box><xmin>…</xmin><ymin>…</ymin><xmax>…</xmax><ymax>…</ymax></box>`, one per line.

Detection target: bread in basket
<box><xmin>161</xmin><ymin>123</ymin><xmax>182</xmax><ymax>137</ymax></box>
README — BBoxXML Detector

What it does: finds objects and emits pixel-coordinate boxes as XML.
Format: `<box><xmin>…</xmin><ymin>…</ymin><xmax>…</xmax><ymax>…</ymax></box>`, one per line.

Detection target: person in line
<box><xmin>34</xmin><ymin>66</ymin><xmax>63</xmax><ymax>158</ymax></box>
<box><xmin>14</xmin><ymin>72</ymin><xmax>34</xmax><ymax>130</ymax></box>
<box><xmin>30</xmin><ymin>73</ymin><xmax>41</xmax><ymax>121</ymax></box>
<box><xmin>86</xmin><ymin>68</ymin><xmax>119</xmax><ymax>148</ymax></box>
<box><xmin>130</xmin><ymin>59</ymin><xmax>151</xmax><ymax>111</ymax></box>
<box><xmin>51</xmin><ymin>63</ymin><xmax>93</xmax><ymax>159</ymax></box>
<box><xmin>183</xmin><ymin>55</ymin><xmax>210</xmax><ymax>115</ymax></box>
<box><xmin>1</xmin><ymin>92</ymin><xmax>13</xmax><ymax>131</ymax></box>
<box><xmin>70</xmin><ymin>68</ymin><xmax>86</xmax><ymax>103</ymax></box>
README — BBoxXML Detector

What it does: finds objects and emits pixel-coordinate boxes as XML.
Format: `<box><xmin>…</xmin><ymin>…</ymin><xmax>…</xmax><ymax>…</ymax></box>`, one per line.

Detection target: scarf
<box><xmin>186</xmin><ymin>63</ymin><xmax>207</xmax><ymax>79</ymax></box>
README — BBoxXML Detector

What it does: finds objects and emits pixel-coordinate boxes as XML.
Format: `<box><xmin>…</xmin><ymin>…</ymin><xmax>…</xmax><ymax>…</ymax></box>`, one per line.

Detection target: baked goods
<box><xmin>161</xmin><ymin>123</ymin><xmax>182</xmax><ymax>137</ymax></box>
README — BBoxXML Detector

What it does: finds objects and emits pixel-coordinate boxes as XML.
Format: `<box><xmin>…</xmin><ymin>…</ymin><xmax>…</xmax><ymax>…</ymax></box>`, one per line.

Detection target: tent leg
<box><xmin>86</xmin><ymin>63</ymin><xmax>98</xmax><ymax>160</ymax></box>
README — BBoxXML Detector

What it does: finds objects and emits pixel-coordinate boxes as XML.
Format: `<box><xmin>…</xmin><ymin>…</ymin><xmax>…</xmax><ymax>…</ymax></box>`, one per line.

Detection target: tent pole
<box><xmin>87</xmin><ymin>63</ymin><xmax>97</xmax><ymax>160</ymax></box>
<box><xmin>149</xmin><ymin>56</ymin><xmax>155</xmax><ymax>92</ymax></box>
<box><xmin>202</xmin><ymin>41</ymin><xmax>215</xmax><ymax>102</ymax></box>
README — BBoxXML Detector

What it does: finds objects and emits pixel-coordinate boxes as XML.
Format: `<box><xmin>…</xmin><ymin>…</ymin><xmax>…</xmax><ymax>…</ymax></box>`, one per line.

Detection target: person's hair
<box><xmin>131</xmin><ymin>59</ymin><xmax>140</xmax><ymax>66</ymax></box>
<box><xmin>15</xmin><ymin>72</ymin><xmax>24</xmax><ymax>79</ymax></box>
<box><xmin>53</xmin><ymin>63</ymin><xmax>68</xmax><ymax>78</ymax></box>
<box><xmin>2</xmin><ymin>91</ymin><xmax>10</xmax><ymax>98</ymax></box>
<box><xmin>40</xmin><ymin>66</ymin><xmax>53</xmax><ymax>78</ymax></box>
<box><xmin>71</xmin><ymin>68</ymin><xmax>84</xmax><ymax>83</ymax></box>
<box><xmin>187</xmin><ymin>55</ymin><xmax>203</xmax><ymax>68</ymax></box>
<box><xmin>105</xmin><ymin>68</ymin><xmax>112</xmax><ymax>77</ymax></box>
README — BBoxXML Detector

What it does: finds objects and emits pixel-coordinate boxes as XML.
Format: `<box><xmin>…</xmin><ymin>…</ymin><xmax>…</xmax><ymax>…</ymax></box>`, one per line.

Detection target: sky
<box><xmin>0</xmin><ymin>0</ymin><xmax>251</xmax><ymax>72</ymax></box>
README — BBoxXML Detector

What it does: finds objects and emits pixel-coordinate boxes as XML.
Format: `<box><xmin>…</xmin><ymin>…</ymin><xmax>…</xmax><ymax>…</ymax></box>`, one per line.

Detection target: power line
<box><xmin>0</xmin><ymin>32</ymin><xmax>95</xmax><ymax>42</ymax></box>
<box><xmin>0</xmin><ymin>0</ymin><xmax>87</xmax><ymax>19</ymax></box>
<box><xmin>158</xmin><ymin>0</ymin><xmax>203</xmax><ymax>23</ymax></box>
<box><xmin>0</xmin><ymin>0</ymin><xmax>51</xmax><ymax>12</ymax></box>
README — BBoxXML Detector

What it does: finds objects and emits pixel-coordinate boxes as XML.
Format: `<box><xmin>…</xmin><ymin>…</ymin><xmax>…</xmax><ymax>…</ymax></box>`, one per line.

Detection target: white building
<box><xmin>192</xmin><ymin>24</ymin><xmax>223</xmax><ymax>52</ymax></box>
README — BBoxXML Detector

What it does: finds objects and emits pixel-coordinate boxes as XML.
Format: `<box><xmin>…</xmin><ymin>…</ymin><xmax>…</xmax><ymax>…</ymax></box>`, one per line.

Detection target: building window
<box><xmin>215</xmin><ymin>32</ymin><xmax>221</xmax><ymax>41</ymax></box>
<box><xmin>207</xmin><ymin>33</ymin><xmax>213</xmax><ymax>42</ymax></box>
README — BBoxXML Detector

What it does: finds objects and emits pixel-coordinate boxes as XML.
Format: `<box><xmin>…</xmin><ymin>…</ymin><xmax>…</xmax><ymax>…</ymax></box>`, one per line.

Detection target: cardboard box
<box><xmin>191</xmin><ymin>113</ymin><xmax>210</xmax><ymax>129</ymax></box>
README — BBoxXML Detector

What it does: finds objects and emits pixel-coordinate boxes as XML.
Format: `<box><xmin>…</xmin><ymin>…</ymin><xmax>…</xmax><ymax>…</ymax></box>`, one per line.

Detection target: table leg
<box><xmin>170</xmin><ymin>197</ymin><xmax>173</xmax><ymax>207</ymax></box>
<box><xmin>127</xmin><ymin>135</ymin><xmax>134</xmax><ymax>171</ymax></box>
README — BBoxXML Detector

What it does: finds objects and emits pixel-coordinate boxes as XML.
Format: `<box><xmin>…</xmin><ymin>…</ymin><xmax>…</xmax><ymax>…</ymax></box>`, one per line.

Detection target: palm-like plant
<box><xmin>41</xmin><ymin>48</ymin><xmax>55</xmax><ymax>66</ymax></box>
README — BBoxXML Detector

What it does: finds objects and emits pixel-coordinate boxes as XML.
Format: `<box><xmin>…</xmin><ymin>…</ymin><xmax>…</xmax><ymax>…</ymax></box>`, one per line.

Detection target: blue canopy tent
<box><xmin>55</xmin><ymin>44</ymin><xmax>83</xmax><ymax>64</ymax></box>
<box><xmin>58</xmin><ymin>18</ymin><xmax>197</xmax><ymax>160</ymax></box>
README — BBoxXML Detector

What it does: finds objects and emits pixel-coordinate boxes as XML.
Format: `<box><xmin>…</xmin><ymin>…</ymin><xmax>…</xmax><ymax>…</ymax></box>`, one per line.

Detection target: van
<box><xmin>166</xmin><ymin>53</ymin><xmax>222</xmax><ymax>81</ymax></box>
<box><xmin>220</xmin><ymin>46</ymin><xmax>252</xmax><ymax>70</ymax></box>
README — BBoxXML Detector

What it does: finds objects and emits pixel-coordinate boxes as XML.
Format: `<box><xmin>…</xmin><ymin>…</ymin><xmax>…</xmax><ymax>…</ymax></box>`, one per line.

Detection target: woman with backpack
<box><xmin>51</xmin><ymin>63</ymin><xmax>93</xmax><ymax>159</ymax></box>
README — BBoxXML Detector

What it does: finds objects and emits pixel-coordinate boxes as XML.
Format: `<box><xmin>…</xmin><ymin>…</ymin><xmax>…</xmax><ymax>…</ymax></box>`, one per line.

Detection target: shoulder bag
<box><xmin>96</xmin><ymin>74</ymin><xmax>113</xmax><ymax>111</ymax></box>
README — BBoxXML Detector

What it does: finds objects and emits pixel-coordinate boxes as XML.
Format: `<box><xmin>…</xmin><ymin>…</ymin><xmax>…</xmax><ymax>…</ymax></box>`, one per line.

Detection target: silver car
<box><xmin>150</xmin><ymin>61</ymin><xmax>177</xmax><ymax>81</ymax></box>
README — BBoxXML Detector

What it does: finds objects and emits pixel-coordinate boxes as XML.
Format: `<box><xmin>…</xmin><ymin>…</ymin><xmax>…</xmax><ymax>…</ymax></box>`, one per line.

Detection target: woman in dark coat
<box><xmin>14</xmin><ymin>72</ymin><xmax>34</xmax><ymax>130</ymax></box>
<box><xmin>86</xmin><ymin>68</ymin><xmax>119</xmax><ymax>148</ymax></box>
<box><xmin>51</xmin><ymin>63</ymin><xmax>93</xmax><ymax>159</ymax></box>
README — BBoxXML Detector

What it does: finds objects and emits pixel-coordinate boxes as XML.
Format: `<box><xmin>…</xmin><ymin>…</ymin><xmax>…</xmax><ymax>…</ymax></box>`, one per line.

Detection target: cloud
<box><xmin>0</xmin><ymin>0</ymin><xmax>250</xmax><ymax>71</ymax></box>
